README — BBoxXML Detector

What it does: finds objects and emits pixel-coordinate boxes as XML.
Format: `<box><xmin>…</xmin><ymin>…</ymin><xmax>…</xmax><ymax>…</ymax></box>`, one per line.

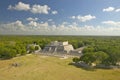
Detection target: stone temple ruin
<box><xmin>27</xmin><ymin>43</ymin><xmax>41</xmax><ymax>53</ymax></box>
<box><xmin>26</xmin><ymin>41</ymin><xmax>83</xmax><ymax>56</ymax></box>
<box><xmin>43</xmin><ymin>41</ymin><xmax>74</xmax><ymax>53</ymax></box>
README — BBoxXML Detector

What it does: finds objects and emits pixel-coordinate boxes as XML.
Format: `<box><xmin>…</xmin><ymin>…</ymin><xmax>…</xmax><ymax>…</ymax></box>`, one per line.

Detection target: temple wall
<box><xmin>64</xmin><ymin>45</ymin><xmax>74</xmax><ymax>53</ymax></box>
<box><xmin>43</xmin><ymin>41</ymin><xmax>74</xmax><ymax>53</ymax></box>
<box><xmin>59</xmin><ymin>41</ymin><xmax>68</xmax><ymax>45</ymax></box>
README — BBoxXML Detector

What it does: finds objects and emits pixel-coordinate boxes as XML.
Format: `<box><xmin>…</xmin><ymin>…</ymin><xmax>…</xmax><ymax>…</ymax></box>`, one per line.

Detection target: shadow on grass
<box><xmin>68</xmin><ymin>62</ymin><xmax>120</xmax><ymax>71</ymax></box>
<box><xmin>0</xmin><ymin>57</ymin><xmax>12</xmax><ymax>60</ymax></box>
<box><xmin>68</xmin><ymin>62</ymin><xmax>96</xmax><ymax>71</ymax></box>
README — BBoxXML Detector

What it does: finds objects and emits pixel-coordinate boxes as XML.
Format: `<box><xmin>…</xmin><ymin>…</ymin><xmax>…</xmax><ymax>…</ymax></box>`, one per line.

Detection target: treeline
<box><xmin>0</xmin><ymin>41</ymin><xmax>26</xmax><ymax>59</ymax></box>
<box><xmin>73</xmin><ymin>38</ymin><xmax>120</xmax><ymax>66</ymax></box>
<box><xmin>0</xmin><ymin>35</ymin><xmax>120</xmax><ymax>61</ymax></box>
<box><xmin>78</xmin><ymin>44</ymin><xmax>120</xmax><ymax>66</ymax></box>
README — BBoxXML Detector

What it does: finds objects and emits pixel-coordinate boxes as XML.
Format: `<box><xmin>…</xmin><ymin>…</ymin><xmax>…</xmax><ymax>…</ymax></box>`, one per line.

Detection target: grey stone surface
<box><xmin>43</xmin><ymin>41</ymin><xmax>74</xmax><ymax>53</ymax></box>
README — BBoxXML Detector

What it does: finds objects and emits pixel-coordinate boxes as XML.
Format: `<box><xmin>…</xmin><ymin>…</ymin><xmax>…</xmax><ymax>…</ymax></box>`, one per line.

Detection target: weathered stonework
<box><xmin>43</xmin><ymin>41</ymin><xmax>74</xmax><ymax>53</ymax></box>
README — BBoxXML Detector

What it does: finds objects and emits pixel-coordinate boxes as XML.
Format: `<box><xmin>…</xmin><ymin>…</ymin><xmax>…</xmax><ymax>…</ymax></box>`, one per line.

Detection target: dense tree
<box><xmin>103</xmin><ymin>50</ymin><xmax>120</xmax><ymax>65</ymax></box>
<box><xmin>0</xmin><ymin>35</ymin><xmax>120</xmax><ymax>63</ymax></box>
<box><xmin>78</xmin><ymin>41</ymin><xmax>85</xmax><ymax>47</ymax></box>
<box><xmin>80</xmin><ymin>53</ymin><xmax>95</xmax><ymax>65</ymax></box>
<box><xmin>73</xmin><ymin>57</ymin><xmax>80</xmax><ymax>63</ymax></box>
<box><xmin>29</xmin><ymin>45</ymin><xmax>35</xmax><ymax>53</ymax></box>
<box><xmin>93</xmin><ymin>51</ymin><xmax>109</xmax><ymax>65</ymax></box>
<box><xmin>80</xmin><ymin>51</ymin><xmax>109</xmax><ymax>65</ymax></box>
<box><xmin>82</xmin><ymin>47</ymin><xmax>95</xmax><ymax>53</ymax></box>
<box><xmin>35</xmin><ymin>46</ymin><xmax>39</xmax><ymax>50</ymax></box>
<box><xmin>0</xmin><ymin>47</ymin><xmax>16</xmax><ymax>59</ymax></box>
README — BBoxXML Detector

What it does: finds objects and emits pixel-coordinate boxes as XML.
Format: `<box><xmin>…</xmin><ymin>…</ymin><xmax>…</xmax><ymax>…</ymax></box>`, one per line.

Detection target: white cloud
<box><xmin>8</xmin><ymin>2</ymin><xmax>30</xmax><ymax>11</ymax></box>
<box><xmin>8</xmin><ymin>2</ymin><xmax>51</xmax><ymax>14</ymax></box>
<box><xmin>102</xmin><ymin>7</ymin><xmax>120</xmax><ymax>13</ymax></box>
<box><xmin>0</xmin><ymin>20</ymin><xmax>25</xmax><ymax>33</ymax></box>
<box><xmin>103</xmin><ymin>7</ymin><xmax>115</xmax><ymax>12</ymax></box>
<box><xmin>28</xmin><ymin>21</ymin><xmax>49</xmax><ymax>28</ymax></box>
<box><xmin>102</xmin><ymin>21</ymin><xmax>120</xmax><ymax>26</ymax></box>
<box><xmin>30</xmin><ymin>4</ymin><xmax>50</xmax><ymax>14</ymax></box>
<box><xmin>52</xmin><ymin>10</ymin><xmax>58</xmax><ymax>14</ymax></box>
<box><xmin>28</xmin><ymin>21</ymin><xmax>37</xmax><ymax>27</ymax></box>
<box><xmin>27</xmin><ymin>17</ymin><xmax>38</xmax><ymax>21</ymax></box>
<box><xmin>115</xmin><ymin>9</ymin><xmax>120</xmax><ymax>12</ymax></box>
<box><xmin>103</xmin><ymin>7</ymin><xmax>120</xmax><ymax>12</ymax></box>
<box><xmin>48</xmin><ymin>19</ymin><xmax>53</xmax><ymax>21</ymax></box>
<box><xmin>1</xmin><ymin>20</ymin><xmax>120</xmax><ymax>35</ymax></box>
<box><xmin>71</xmin><ymin>14</ymin><xmax>96</xmax><ymax>22</ymax></box>
<box><xmin>71</xmin><ymin>16</ymin><xmax>76</xmax><ymax>19</ymax></box>
<box><xmin>37</xmin><ymin>22</ymin><xmax>49</xmax><ymax>27</ymax></box>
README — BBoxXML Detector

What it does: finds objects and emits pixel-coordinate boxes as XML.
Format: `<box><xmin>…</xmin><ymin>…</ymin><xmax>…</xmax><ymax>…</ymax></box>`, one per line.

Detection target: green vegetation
<box><xmin>29</xmin><ymin>45</ymin><xmax>35</xmax><ymax>53</ymax></box>
<box><xmin>0</xmin><ymin>43</ymin><xmax>26</xmax><ymax>59</ymax></box>
<box><xmin>35</xmin><ymin>46</ymin><xmax>39</xmax><ymax>50</ymax></box>
<box><xmin>0</xmin><ymin>35</ymin><xmax>120</xmax><ymax>80</ymax></box>
<box><xmin>73</xmin><ymin>57</ymin><xmax>80</xmax><ymax>63</ymax></box>
<box><xmin>80</xmin><ymin>51</ymin><xmax>109</xmax><ymax>65</ymax></box>
<box><xmin>0</xmin><ymin>54</ymin><xmax>120</xmax><ymax>80</ymax></box>
<box><xmin>0</xmin><ymin>35</ymin><xmax>120</xmax><ymax>66</ymax></box>
<box><xmin>79</xmin><ymin>45</ymin><xmax>120</xmax><ymax>66</ymax></box>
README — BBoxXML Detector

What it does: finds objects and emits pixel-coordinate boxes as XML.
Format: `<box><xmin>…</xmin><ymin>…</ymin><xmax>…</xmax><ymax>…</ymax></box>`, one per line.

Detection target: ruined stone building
<box><xmin>27</xmin><ymin>44</ymin><xmax>41</xmax><ymax>53</ymax></box>
<box><xmin>43</xmin><ymin>41</ymin><xmax>74</xmax><ymax>53</ymax></box>
<box><xmin>70</xmin><ymin>47</ymin><xmax>84</xmax><ymax>56</ymax></box>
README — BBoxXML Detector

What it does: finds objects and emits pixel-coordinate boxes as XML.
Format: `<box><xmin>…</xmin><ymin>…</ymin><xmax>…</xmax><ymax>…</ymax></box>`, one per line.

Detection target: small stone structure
<box><xmin>27</xmin><ymin>43</ymin><xmax>41</xmax><ymax>53</ymax></box>
<box><xmin>43</xmin><ymin>41</ymin><xmax>74</xmax><ymax>53</ymax></box>
<box><xmin>70</xmin><ymin>47</ymin><xmax>84</xmax><ymax>56</ymax></box>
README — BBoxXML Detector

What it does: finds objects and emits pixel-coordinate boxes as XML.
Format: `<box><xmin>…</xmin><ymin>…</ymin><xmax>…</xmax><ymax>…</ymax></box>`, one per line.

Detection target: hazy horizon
<box><xmin>1</xmin><ymin>0</ymin><xmax>120</xmax><ymax>35</ymax></box>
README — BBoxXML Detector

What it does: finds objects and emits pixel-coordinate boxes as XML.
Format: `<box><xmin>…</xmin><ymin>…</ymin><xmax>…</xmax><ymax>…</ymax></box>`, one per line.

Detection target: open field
<box><xmin>0</xmin><ymin>54</ymin><xmax>120</xmax><ymax>80</ymax></box>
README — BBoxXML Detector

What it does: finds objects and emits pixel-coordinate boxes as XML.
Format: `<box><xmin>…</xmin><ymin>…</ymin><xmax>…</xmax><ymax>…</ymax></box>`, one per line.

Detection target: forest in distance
<box><xmin>0</xmin><ymin>35</ymin><xmax>120</xmax><ymax>66</ymax></box>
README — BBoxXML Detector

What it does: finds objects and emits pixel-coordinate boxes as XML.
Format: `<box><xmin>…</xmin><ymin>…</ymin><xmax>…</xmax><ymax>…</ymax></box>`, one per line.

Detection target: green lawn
<box><xmin>0</xmin><ymin>54</ymin><xmax>120</xmax><ymax>80</ymax></box>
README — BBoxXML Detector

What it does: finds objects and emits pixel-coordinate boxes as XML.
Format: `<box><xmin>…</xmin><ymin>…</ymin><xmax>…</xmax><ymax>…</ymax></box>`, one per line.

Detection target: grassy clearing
<box><xmin>0</xmin><ymin>54</ymin><xmax>120</xmax><ymax>80</ymax></box>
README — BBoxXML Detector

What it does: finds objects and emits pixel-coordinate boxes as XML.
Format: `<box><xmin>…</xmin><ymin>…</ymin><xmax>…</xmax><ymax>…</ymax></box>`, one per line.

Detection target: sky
<box><xmin>0</xmin><ymin>0</ymin><xmax>120</xmax><ymax>35</ymax></box>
